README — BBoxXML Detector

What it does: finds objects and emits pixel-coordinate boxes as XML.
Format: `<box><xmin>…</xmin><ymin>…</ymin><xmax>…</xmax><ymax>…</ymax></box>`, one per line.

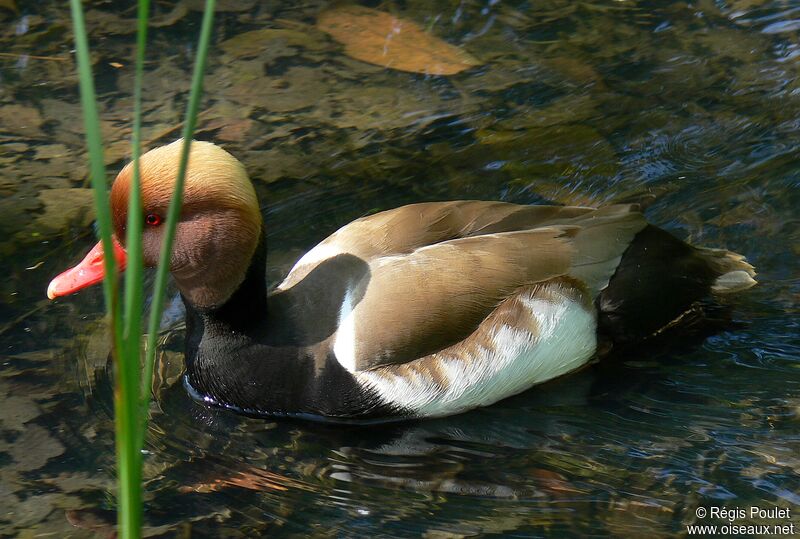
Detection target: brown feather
<box><xmin>277</xmin><ymin>201</ymin><xmax>647</xmax><ymax>371</ymax></box>
<box><xmin>341</xmin><ymin>227</ymin><xmax>578</xmax><ymax>370</ymax></box>
<box><xmin>279</xmin><ymin>201</ymin><xmax>597</xmax><ymax>289</ymax></box>
<box><xmin>111</xmin><ymin>140</ymin><xmax>262</xmax><ymax>308</ymax></box>
<box><xmin>367</xmin><ymin>277</ymin><xmax>593</xmax><ymax>385</ymax></box>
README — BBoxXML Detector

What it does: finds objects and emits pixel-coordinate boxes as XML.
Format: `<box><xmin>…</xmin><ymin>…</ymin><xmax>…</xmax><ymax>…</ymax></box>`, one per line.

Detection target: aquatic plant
<box><xmin>68</xmin><ymin>0</ymin><xmax>216</xmax><ymax>536</ymax></box>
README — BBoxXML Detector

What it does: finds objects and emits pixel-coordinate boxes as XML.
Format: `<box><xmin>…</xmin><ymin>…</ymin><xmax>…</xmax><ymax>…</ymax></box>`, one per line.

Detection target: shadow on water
<box><xmin>1</xmin><ymin>0</ymin><xmax>799</xmax><ymax>537</ymax></box>
<box><xmin>63</xmin><ymin>309</ymin><xmax>791</xmax><ymax>536</ymax></box>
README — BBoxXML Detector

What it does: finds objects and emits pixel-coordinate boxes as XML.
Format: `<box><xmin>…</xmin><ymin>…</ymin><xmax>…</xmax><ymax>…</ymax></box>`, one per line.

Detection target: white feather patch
<box><xmin>711</xmin><ymin>270</ymin><xmax>757</xmax><ymax>294</ymax></box>
<box><xmin>355</xmin><ymin>284</ymin><xmax>597</xmax><ymax>418</ymax></box>
<box><xmin>333</xmin><ymin>286</ymin><xmax>359</xmax><ymax>372</ymax></box>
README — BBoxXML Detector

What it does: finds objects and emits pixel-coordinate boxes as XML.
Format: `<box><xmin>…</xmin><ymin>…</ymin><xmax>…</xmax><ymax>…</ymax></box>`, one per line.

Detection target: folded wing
<box><xmin>319</xmin><ymin>202</ymin><xmax>647</xmax><ymax>371</ymax></box>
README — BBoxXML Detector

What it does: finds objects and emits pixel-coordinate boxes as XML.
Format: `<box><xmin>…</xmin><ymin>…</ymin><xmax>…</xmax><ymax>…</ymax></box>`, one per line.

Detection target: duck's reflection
<box><xmin>77</xmin><ymin>335</ymin><xmax>709</xmax><ymax>536</ymax></box>
<box><xmin>149</xmin><ymin>359</ymin><xmax>601</xmax><ymax>499</ymax></box>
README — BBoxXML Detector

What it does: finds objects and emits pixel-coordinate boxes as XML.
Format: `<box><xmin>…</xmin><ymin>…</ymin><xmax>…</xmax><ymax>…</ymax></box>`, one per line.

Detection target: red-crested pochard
<box><xmin>47</xmin><ymin>140</ymin><xmax>757</xmax><ymax>421</ymax></box>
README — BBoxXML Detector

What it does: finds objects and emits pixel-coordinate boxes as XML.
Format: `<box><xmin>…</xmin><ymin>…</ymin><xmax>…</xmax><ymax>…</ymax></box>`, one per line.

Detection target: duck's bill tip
<box><xmin>46</xmin><ymin>238</ymin><xmax>127</xmax><ymax>300</ymax></box>
<box><xmin>46</xmin><ymin>280</ymin><xmax>60</xmax><ymax>300</ymax></box>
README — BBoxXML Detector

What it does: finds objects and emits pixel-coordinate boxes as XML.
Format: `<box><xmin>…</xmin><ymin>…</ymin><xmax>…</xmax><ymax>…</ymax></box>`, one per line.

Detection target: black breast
<box><xmin>181</xmin><ymin>233</ymin><xmax>404</xmax><ymax>421</ymax></box>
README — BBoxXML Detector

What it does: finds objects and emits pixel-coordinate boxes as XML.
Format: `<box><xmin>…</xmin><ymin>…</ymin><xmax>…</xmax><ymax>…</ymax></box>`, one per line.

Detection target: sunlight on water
<box><xmin>0</xmin><ymin>0</ymin><xmax>798</xmax><ymax>536</ymax></box>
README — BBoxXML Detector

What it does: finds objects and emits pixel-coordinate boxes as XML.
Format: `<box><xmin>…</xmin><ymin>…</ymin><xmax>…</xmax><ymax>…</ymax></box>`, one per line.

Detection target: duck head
<box><xmin>47</xmin><ymin>140</ymin><xmax>263</xmax><ymax>309</ymax></box>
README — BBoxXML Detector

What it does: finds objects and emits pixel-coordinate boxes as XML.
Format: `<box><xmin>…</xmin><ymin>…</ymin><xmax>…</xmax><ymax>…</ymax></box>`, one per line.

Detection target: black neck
<box><xmin>200</xmin><ymin>232</ymin><xmax>270</xmax><ymax>332</ymax></box>
<box><xmin>181</xmin><ymin>231</ymin><xmax>394</xmax><ymax>420</ymax></box>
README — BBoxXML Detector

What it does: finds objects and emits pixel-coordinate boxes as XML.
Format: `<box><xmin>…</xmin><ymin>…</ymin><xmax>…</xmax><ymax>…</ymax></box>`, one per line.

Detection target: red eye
<box><xmin>145</xmin><ymin>213</ymin><xmax>162</xmax><ymax>226</ymax></box>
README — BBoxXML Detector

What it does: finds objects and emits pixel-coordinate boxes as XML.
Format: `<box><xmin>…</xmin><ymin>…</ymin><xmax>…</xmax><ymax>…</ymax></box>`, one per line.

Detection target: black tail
<box><xmin>596</xmin><ymin>225</ymin><xmax>756</xmax><ymax>344</ymax></box>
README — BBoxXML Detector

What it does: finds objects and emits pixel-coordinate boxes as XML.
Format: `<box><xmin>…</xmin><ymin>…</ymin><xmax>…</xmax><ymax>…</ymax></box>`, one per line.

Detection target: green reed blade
<box><xmin>69</xmin><ymin>0</ymin><xmax>137</xmax><ymax>536</ymax></box>
<box><xmin>72</xmin><ymin>0</ymin><xmax>215</xmax><ymax>535</ymax></box>
<box><xmin>115</xmin><ymin>0</ymin><xmax>153</xmax><ymax>537</ymax></box>
<box><xmin>140</xmin><ymin>0</ymin><xmax>216</xmax><ymax>435</ymax></box>
<box><xmin>122</xmin><ymin>0</ymin><xmax>151</xmax><ymax>390</ymax></box>
<box><xmin>68</xmin><ymin>0</ymin><xmax>119</xmax><ymax>335</ymax></box>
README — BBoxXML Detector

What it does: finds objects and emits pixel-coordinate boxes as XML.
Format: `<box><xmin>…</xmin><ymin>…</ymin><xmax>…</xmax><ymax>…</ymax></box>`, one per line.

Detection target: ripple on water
<box><xmin>2</xmin><ymin>0</ymin><xmax>799</xmax><ymax>536</ymax></box>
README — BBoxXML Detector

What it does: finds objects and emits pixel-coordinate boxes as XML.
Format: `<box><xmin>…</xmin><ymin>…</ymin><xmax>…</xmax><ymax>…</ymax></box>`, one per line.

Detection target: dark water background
<box><xmin>1</xmin><ymin>0</ymin><xmax>799</xmax><ymax>537</ymax></box>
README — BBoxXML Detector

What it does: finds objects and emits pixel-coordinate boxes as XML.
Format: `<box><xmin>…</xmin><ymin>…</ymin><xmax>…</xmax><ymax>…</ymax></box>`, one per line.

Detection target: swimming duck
<box><xmin>47</xmin><ymin>140</ymin><xmax>757</xmax><ymax>421</ymax></box>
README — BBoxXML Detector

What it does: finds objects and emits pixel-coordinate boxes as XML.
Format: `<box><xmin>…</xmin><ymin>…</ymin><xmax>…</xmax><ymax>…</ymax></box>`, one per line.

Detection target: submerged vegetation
<box><xmin>0</xmin><ymin>0</ymin><xmax>798</xmax><ymax>537</ymax></box>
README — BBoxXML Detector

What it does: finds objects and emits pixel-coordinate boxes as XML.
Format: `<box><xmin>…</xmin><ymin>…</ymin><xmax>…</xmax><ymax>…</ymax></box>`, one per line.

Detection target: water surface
<box><xmin>1</xmin><ymin>0</ymin><xmax>799</xmax><ymax>537</ymax></box>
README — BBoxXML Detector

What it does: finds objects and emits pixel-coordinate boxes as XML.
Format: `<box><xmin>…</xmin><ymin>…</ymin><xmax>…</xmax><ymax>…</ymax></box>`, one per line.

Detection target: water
<box><xmin>1</xmin><ymin>0</ymin><xmax>799</xmax><ymax>537</ymax></box>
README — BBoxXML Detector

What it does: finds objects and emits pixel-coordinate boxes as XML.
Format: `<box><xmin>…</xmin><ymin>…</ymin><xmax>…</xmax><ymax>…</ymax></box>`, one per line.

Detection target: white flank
<box><xmin>355</xmin><ymin>285</ymin><xmax>597</xmax><ymax>418</ymax></box>
<box><xmin>333</xmin><ymin>286</ymin><xmax>359</xmax><ymax>372</ymax></box>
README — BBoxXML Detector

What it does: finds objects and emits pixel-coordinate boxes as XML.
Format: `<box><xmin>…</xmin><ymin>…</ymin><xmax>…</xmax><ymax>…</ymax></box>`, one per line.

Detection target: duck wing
<box><xmin>318</xmin><ymin>204</ymin><xmax>646</xmax><ymax>372</ymax></box>
<box><xmin>277</xmin><ymin>201</ymin><xmax>601</xmax><ymax>290</ymax></box>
